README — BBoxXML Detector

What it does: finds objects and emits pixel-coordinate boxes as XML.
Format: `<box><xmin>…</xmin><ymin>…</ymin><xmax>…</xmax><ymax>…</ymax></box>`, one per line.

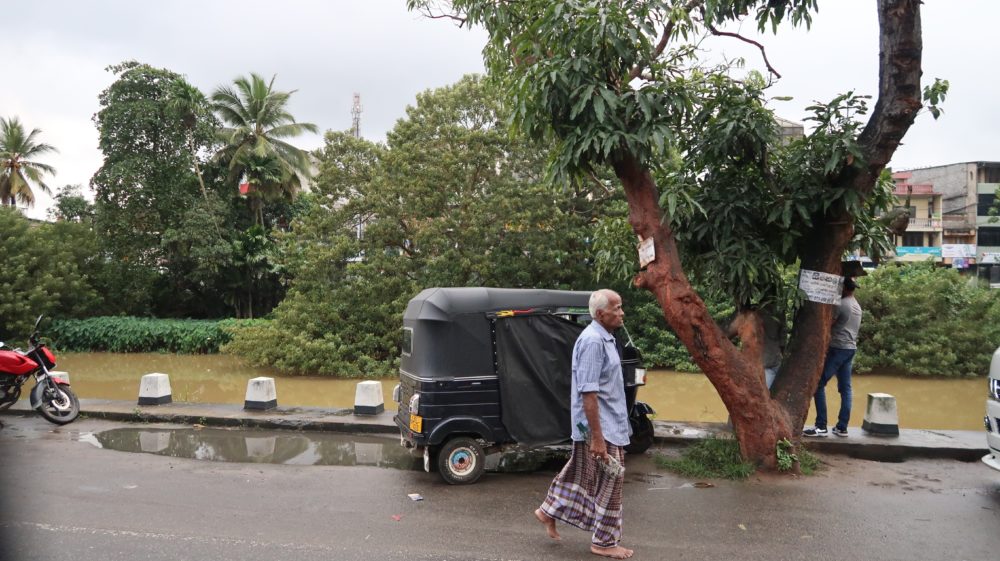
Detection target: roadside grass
<box><xmin>655</xmin><ymin>436</ymin><xmax>823</xmax><ymax>480</ymax></box>
<box><xmin>655</xmin><ymin>437</ymin><xmax>755</xmax><ymax>480</ymax></box>
<box><xmin>796</xmin><ymin>444</ymin><xmax>821</xmax><ymax>475</ymax></box>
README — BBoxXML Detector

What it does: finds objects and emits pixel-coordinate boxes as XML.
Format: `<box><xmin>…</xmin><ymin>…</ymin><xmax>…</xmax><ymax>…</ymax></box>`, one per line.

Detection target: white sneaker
<box><xmin>802</xmin><ymin>426</ymin><xmax>828</xmax><ymax>437</ymax></box>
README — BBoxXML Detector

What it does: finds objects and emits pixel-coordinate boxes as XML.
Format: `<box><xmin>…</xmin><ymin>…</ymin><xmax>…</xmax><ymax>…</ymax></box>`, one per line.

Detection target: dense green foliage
<box><xmin>0</xmin><ymin>207</ymin><xmax>103</xmax><ymax>340</ymax></box>
<box><xmin>854</xmin><ymin>264</ymin><xmax>1000</xmax><ymax>377</ymax></box>
<box><xmin>90</xmin><ymin>61</ymin><xmax>306</xmax><ymax>318</ymax></box>
<box><xmin>50</xmin><ymin>317</ymin><xmax>259</xmax><ymax>354</ymax></box>
<box><xmin>224</xmin><ymin>76</ymin><xmax>614</xmax><ymax>376</ymax></box>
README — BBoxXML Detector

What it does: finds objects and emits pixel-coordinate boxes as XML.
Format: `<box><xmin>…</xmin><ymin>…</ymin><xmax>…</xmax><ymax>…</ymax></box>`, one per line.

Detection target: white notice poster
<box><xmin>638</xmin><ymin>237</ymin><xmax>655</xmax><ymax>268</ymax></box>
<box><xmin>798</xmin><ymin>270</ymin><xmax>843</xmax><ymax>305</ymax></box>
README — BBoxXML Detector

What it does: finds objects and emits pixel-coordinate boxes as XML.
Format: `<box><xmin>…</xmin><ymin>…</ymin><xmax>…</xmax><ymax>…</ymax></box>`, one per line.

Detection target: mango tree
<box><xmin>410</xmin><ymin>0</ymin><xmax>945</xmax><ymax>468</ymax></box>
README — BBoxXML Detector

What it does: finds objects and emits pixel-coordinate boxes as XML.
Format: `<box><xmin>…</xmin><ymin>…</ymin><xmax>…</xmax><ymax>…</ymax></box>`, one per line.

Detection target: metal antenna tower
<box><xmin>351</xmin><ymin>93</ymin><xmax>362</xmax><ymax>138</ymax></box>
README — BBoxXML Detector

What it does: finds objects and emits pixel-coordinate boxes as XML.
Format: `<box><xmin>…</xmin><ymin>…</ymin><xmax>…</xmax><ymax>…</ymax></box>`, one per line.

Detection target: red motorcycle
<box><xmin>0</xmin><ymin>315</ymin><xmax>80</xmax><ymax>425</ymax></box>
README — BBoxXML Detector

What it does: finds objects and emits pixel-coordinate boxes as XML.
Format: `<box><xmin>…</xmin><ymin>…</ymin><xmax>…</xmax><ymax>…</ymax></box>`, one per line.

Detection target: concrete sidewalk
<box><xmin>1</xmin><ymin>398</ymin><xmax>988</xmax><ymax>462</ymax></box>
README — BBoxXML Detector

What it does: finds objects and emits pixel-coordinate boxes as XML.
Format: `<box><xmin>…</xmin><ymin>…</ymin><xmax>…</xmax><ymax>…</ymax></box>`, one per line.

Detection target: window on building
<box><xmin>902</xmin><ymin>232</ymin><xmax>924</xmax><ymax>247</ymax></box>
<box><xmin>978</xmin><ymin>227</ymin><xmax>1000</xmax><ymax>247</ymax></box>
<box><xmin>981</xmin><ymin>165</ymin><xmax>1000</xmax><ymax>183</ymax></box>
<box><xmin>927</xmin><ymin>199</ymin><xmax>934</xmax><ymax>218</ymax></box>
<box><xmin>978</xmin><ymin>194</ymin><xmax>997</xmax><ymax>216</ymax></box>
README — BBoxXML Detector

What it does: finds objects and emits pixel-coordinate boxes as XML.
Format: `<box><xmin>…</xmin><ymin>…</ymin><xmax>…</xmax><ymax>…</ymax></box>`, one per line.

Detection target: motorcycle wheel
<box><xmin>0</xmin><ymin>385</ymin><xmax>20</xmax><ymax>411</ymax></box>
<box><xmin>624</xmin><ymin>415</ymin><xmax>654</xmax><ymax>455</ymax></box>
<box><xmin>36</xmin><ymin>383</ymin><xmax>80</xmax><ymax>425</ymax></box>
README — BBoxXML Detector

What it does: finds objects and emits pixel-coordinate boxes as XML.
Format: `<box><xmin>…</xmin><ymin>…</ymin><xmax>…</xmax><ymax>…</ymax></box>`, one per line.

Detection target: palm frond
<box><xmin>267</xmin><ymin>122</ymin><xmax>319</xmax><ymax>139</ymax></box>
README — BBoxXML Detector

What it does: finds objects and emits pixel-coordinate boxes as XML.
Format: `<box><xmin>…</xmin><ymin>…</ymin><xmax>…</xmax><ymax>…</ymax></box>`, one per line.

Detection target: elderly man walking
<box><xmin>533</xmin><ymin>289</ymin><xmax>634</xmax><ymax>560</ymax></box>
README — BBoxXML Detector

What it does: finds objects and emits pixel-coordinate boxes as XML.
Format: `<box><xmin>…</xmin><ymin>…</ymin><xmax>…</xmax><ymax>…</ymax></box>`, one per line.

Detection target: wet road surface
<box><xmin>1</xmin><ymin>415</ymin><xmax>997</xmax><ymax>561</ymax></box>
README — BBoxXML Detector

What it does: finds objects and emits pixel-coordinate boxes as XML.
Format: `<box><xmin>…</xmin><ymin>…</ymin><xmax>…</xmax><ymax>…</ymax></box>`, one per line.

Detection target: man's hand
<box><xmin>590</xmin><ymin>438</ymin><xmax>610</xmax><ymax>462</ymax></box>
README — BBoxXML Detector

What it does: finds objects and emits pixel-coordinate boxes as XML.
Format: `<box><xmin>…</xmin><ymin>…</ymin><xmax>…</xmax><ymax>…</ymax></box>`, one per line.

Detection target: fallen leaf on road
<box><xmin>738</xmin><ymin>524</ymin><xmax>747</xmax><ymax>531</ymax></box>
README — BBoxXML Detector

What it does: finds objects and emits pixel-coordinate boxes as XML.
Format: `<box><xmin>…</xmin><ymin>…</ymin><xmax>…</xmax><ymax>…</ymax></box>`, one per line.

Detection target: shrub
<box><xmin>49</xmin><ymin>317</ymin><xmax>259</xmax><ymax>354</ymax></box>
<box><xmin>0</xmin><ymin>208</ymin><xmax>103</xmax><ymax>341</ymax></box>
<box><xmin>854</xmin><ymin>263</ymin><xmax>1000</xmax><ymax>377</ymax></box>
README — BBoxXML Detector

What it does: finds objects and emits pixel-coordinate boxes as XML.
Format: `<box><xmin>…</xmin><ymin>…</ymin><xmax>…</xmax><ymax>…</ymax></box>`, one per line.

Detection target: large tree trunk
<box><xmin>778</xmin><ymin>0</ymin><xmax>924</xmax><ymax>433</ymax></box>
<box><xmin>612</xmin><ymin>153</ymin><xmax>792</xmax><ymax>467</ymax></box>
<box><xmin>610</xmin><ymin>0</ymin><xmax>924</xmax><ymax>468</ymax></box>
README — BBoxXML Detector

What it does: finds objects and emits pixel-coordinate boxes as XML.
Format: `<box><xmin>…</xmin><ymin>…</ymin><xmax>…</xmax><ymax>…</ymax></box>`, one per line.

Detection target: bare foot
<box><xmin>534</xmin><ymin>508</ymin><xmax>560</xmax><ymax>540</ymax></box>
<box><xmin>590</xmin><ymin>544</ymin><xmax>634</xmax><ymax>559</ymax></box>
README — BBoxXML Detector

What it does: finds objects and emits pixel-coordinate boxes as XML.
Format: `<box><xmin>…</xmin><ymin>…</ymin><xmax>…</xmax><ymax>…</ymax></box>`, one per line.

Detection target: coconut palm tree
<box><xmin>0</xmin><ymin>117</ymin><xmax>57</xmax><ymax>207</ymax></box>
<box><xmin>211</xmin><ymin>73</ymin><xmax>317</xmax><ymax>223</ymax></box>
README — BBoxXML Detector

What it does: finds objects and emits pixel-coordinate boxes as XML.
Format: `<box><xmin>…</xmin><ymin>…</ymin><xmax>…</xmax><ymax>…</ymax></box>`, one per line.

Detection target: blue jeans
<box><xmin>814</xmin><ymin>347</ymin><xmax>855</xmax><ymax>431</ymax></box>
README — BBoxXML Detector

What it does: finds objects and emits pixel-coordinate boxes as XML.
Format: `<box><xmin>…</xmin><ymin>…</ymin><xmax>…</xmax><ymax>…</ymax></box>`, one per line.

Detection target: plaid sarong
<box><xmin>539</xmin><ymin>440</ymin><xmax>625</xmax><ymax>547</ymax></box>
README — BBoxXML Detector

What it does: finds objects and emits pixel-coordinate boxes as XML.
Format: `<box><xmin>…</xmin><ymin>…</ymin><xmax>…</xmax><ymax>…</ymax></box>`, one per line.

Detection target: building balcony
<box><xmin>906</xmin><ymin>217</ymin><xmax>943</xmax><ymax>231</ymax></box>
<box><xmin>942</xmin><ymin>214</ymin><xmax>975</xmax><ymax>232</ymax></box>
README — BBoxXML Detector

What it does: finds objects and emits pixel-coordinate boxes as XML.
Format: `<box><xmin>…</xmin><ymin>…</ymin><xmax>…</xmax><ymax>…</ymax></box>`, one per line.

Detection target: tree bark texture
<box><xmin>610</xmin><ymin>0</ymin><xmax>923</xmax><ymax>467</ymax></box>
<box><xmin>612</xmin><ymin>153</ymin><xmax>791</xmax><ymax>467</ymax></box>
<box><xmin>777</xmin><ymin>0</ymin><xmax>924</xmax><ymax>432</ymax></box>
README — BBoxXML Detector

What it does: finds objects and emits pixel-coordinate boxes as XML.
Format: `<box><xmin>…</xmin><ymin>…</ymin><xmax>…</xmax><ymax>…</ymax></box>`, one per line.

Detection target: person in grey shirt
<box><xmin>804</xmin><ymin>277</ymin><xmax>863</xmax><ymax>437</ymax></box>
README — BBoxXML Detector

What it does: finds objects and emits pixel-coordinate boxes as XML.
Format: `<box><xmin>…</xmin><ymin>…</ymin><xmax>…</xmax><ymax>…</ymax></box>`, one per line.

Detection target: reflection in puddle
<box><xmin>82</xmin><ymin>427</ymin><xmax>581</xmax><ymax>473</ymax></box>
<box><xmin>85</xmin><ymin>428</ymin><xmax>423</xmax><ymax>470</ymax></box>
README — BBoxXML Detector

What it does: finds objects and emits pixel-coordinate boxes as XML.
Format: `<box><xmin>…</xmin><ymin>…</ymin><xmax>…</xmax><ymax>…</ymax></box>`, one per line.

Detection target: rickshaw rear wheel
<box><xmin>625</xmin><ymin>415</ymin><xmax>654</xmax><ymax>455</ymax></box>
<box><xmin>437</xmin><ymin>437</ymin><xmax>485</xmax><ymax>485</ymax></box>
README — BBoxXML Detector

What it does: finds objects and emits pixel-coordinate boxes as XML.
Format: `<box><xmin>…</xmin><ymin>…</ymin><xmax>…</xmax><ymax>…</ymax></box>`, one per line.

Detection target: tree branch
<box><xmin>627</xmin><ymin>0</ymin><xmax>704</xmax><ymax>82</ymax></box>
<box><xmin>707</xmin><ymin>25</ymin><xmax>782</xmax><ymax>79</ymax></box>
<box><xmin>854</xmin><ymin>0</ymin><xmax>923</xmax><ymax>186</ymax></box>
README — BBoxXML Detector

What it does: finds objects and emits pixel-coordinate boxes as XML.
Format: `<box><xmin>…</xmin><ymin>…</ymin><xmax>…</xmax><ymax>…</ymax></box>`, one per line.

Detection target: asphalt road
<box><xmin>1</xmin><ymin>415</ymin><xmax>997</xmax><ymax>561</ymax></box>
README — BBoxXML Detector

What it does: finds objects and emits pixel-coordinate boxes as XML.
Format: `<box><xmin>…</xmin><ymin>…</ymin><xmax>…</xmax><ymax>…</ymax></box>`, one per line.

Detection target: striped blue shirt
<box><xmin>570</xmin><ymin>321</ymin><xmax>631</xmax><ymax>446</ymax></box>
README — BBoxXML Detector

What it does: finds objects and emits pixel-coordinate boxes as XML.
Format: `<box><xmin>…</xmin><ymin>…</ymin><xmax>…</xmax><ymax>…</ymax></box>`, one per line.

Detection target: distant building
<box><xmin>889</xmin><ymin>171</ymin><xmax>944</xmax><ymax>263</ymax></box>
<box><xmin>900</xmin><ymin>162</ymin><xmax>1000</xmax><ymax>280</ymax></box>
<box><xmin>775</xmin><ymin>117</ymin><xmax>804</xmax><ymax>145</ymax></box>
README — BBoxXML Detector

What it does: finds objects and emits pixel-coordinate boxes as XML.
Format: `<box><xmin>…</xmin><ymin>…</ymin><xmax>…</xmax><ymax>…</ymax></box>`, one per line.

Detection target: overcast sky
<box><xmin>4</xmin><ymin>0</ymin><xmax>997</xmax><ymax>219</ymax></box>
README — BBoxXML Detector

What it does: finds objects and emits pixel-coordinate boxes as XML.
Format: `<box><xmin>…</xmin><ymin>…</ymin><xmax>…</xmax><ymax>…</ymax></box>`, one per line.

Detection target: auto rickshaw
<box><xmin>393</xmin><ymin>287</ymin><xmax>655</xmax><ymax>485</ymax></box>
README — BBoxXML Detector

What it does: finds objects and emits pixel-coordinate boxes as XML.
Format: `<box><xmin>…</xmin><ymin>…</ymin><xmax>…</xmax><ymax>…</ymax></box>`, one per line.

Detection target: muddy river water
<box><xmin>57</xmin><ymin>352</ymin><xmax>986</xmax><ymax>430</ymax></box>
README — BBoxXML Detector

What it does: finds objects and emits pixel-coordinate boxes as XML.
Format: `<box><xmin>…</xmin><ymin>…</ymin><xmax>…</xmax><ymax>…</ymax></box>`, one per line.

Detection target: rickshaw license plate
<box><xmin>409</xmin><ymin>414</ymin><xmax>423</xmax><ymax>433</ymax></box>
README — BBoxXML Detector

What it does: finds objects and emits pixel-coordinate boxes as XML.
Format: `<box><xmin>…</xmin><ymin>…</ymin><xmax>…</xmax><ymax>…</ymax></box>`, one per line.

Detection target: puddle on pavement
<box><xmin>82</xmin><ymin>427</ymin><xmax>425</xmax><ymax>470</ymax></box>
<box><xmin>79</xmin><ymin>427</ymin><xmax>576</xmax><ymax>472</ymax></box>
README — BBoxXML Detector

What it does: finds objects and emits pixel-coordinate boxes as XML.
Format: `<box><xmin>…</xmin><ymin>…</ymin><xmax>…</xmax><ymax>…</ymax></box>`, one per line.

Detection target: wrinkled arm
<box><xmin>582</xmin><ymin>392</ymin><xmax>608</xmax><ymax>460</ymax></box>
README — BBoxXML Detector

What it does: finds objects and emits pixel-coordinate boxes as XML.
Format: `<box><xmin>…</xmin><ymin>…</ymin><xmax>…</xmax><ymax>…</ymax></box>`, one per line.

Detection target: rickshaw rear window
<box><xmin>401</xmin><ymin>327</ymin><xmax>413</xmax><ymax>356</ymax></box>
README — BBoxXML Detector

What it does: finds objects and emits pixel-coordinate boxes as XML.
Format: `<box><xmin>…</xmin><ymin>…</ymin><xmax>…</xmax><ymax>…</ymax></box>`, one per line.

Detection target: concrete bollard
<box><xmin>862</xmin><ymin>392</ymin><xmax>900</xmax><ymax>436</ymax></box>
<box><xmin>138</xmin><ymin>373</ymin><xmax>172</xmax><ymax>405</ymax></box>
<box><xmin>244</xmin><ymin>377</ymin><xmax>277</xmax><ymax>411</ymax></box>
<box><xmin>354</xmin><ymin>380</ymin><xmax>385</xmax><ymax>415</ymax></box>
<box><xmin>50</xmin><ymin>371</ymin><xmax>70</xmax><ymax>384</ymax></box>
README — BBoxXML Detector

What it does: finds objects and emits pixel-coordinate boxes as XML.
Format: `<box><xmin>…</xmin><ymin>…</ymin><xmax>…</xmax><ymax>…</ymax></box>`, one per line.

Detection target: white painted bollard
<box><xmin>862</xmin><ymin>392</ymin><xmax>899</xmax><ymax>436</ymax></box>
<box><xmin>354</xmin><ymin>380</ymin><xmax>384</xmax><ymax>415</ymax></box>
<box><xmin>138</xmin><ymin>373</ymin><xmax>172</xmax><ymax>405</ymax></box>
<box><xmin>50</xmin><ymin>371</ymin><xmax>70</xmax><ymax>384</ymax></box>
<box><xmin>244</xmin><ymin>377</ymin><xmax>277</xmax><ymax>410</ymax></box>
